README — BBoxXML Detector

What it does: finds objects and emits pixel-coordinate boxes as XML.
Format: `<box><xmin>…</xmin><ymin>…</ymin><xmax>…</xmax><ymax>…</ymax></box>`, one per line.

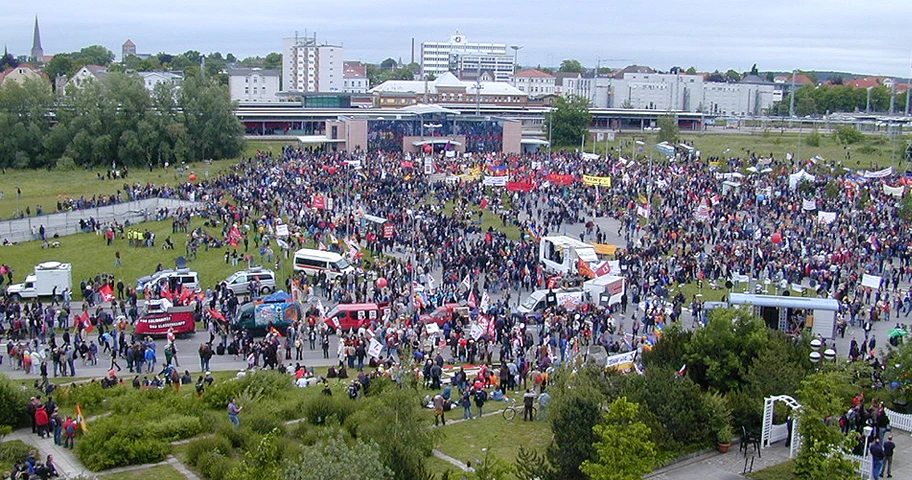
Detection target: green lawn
<box><xmin>747</xmin><ymin>460</ymin><xmax>797</xmax><ymax>480</ymax></box>
<box><xmin>97</xmin><ymin>463</ymin><xmax>187</xmax><ymax>480</ymax></box>
<box><xmin>587</xmin><ymin>131</ymin><xmax>910</xmax><ymax>172</ymax></box>
<box><xmin>434</xmin><ymin>412</ymin><xmax>552</xmax><ymax>479</ymax></box>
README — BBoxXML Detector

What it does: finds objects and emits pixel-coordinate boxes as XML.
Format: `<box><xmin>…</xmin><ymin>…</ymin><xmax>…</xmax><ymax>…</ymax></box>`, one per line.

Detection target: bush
<box><xmin>197</xmin><ymin>450</ymin><xmax>236</xmax><ymax>480</ymax></box>
<box><xmin>185</xmin><ymin>435</ymin><xmax>233</xmax><ymax>466</ymax></box>
<box><xmin>834</xmin><ymin>125</ymin><xmax>864</xmax><ymax>145</ymax></box>
<box><xmin>246</xmin><ymin>412</ymin><xmax>287</xmax><ymax>435</ymax></box>
<box><xmin>203</xmin><ymin>370</ymin><xmax>293</xmax><ymax>410</ymax></box>
<box><xmin>0</xmin><ymin>376</ymin><xmax>31</xmax><ymax>428</ymax></box>
<box><xmin>302</xmin><ymin>395</ymin><xmax>358</xmax><ymax>426</ymax></box>
<box><xmin>55</xmin><ymin>156</ymin><xmax>78</xmax><ymax>171</ymax></box>
<box><xmin>75</xmin><ymin>415</ymin><xmax>172</xmax><ymax>470</ymax></box>
<box><xmin>145</xmin><ymin>414</ymin><xmax>204</xmax><ymax>442</ymax></box>
<box><xmin>55</xmin><ymin>381</ymin><xmax>119</xmax><ymax>411</ymax></box>
<box><xmin>0</xmin><ymin>440</ymin><xmax>34</xmax><ymax>465</ymax></box>
<box><xmin>804</xmin><ymin>131</ymin><xmax>821</xmax><ymax>147</ymax></box>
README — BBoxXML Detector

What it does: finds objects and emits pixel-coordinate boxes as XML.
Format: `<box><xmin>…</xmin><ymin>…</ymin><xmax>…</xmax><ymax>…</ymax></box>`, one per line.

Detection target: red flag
<box><xmin>313</xmin><ymin>194</ymin><xmax>326</xmax><ymax>210</ymax></box>
<box><xmin>98</xmin><ymin>284</ymin><xmax>115</xmax><ymax>303</ymax></box>
<box><xmin>160</xmin><ymin>283</ymin><xmax>173</xmax><ymax>300</ymax></box>
<box><xmin>594</xmin><ymin>262</ymin><xmax>612</xmax><ymax>277</ymax></box>
<box><xmin>178</xmin><ymin>287</ymin><xmax>193</xmax><ymax>305</ymax></box>
<box><xmin>479</xmin><ymin>197</ymin><xmax>489</xmax><ymax>209</ymax></box>
<box><xmin>577</xmin><ymin>258</ymin><xmax>596</xmax><ymax>279</ymax></box>
<box><xmin>80</xmin><ymin>311</ymin><xmax>93</xmax><ymax>333</ymax></box>
<box><xmin>546</xmin><ymin>275</ymin><xmax>561</xmax><ymax>289</ymax></box>
<box><xmin>468</xmin><ymin>291</ymin><xmax>477</xmax><ymax>308</ymax></box>
<box><xmin>207</xmin><ymin>308</ymin><xmax>226</xmax><ymax>322</ymax></box>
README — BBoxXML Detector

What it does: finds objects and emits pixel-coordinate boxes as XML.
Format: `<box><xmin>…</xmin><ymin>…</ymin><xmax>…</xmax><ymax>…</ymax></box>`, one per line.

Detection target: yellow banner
<box><xmin>582</xmin><ymin>175</ymin><xmax>612</xmax><ymax>187</ymax></box>
<box><xmin>709</xmin><ymin>160</ymin><xmax>721</xmax><ymax>167</ymax></box>
<box><xmin>458</xmin><ymin>166</ymin><xmax>482</xmax><ymax>181</ymax></box>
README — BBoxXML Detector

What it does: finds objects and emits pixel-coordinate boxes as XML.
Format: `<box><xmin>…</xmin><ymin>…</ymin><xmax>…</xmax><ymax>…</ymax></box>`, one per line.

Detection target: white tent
<box><xmin>788</xmin><ymin>169</ymin><xmax>815</xmax><ymax>190</ymax></box>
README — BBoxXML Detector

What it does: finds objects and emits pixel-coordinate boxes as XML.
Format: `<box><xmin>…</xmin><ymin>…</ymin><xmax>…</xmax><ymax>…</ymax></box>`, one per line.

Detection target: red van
<box><xmin>324</xmin><ymin>302</ymin><xmax>391</xmax><ymax>333</ymax></box>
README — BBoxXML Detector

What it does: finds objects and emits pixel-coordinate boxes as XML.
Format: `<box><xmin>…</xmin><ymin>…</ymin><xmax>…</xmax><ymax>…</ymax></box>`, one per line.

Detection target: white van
<box><xmin>293</xmin><ymin>248</ymin><xmax>354</xmax><ymax>280</ymax></box>
<box><xmin>137</xmin><ymin>268</ymin><xmax>200</xmax><ymax>293</ymax></box>
<box><xmin>514</xmin><ymin>288</ymin><xmax>589</xmax><ymax>320</ymax></box>
<box><xmin>539</xmin><ymin>236</ymin><xmax>599</xmax><ymax>274</ymax></box>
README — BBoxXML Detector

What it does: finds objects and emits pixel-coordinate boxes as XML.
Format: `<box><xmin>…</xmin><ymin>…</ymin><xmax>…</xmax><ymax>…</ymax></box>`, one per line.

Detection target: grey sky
<box><xmin>6</xmin><ymin>0</ymin><xmax>912</xmax><ymax>77</ymax></box>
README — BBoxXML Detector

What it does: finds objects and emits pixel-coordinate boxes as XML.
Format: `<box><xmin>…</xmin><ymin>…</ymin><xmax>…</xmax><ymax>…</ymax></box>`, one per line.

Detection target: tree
<box><xmin>724</xmin><ymin>69</ymin><xmax>742</xmax><ymax>82</ymax></box>
<box><xmin>559</xmin><ymin>59</ymin><xmax>586</xmax><ymax>73</ymax></box>
<box><xmin>178</xmin><ymin>74</ymin><xmax>245</xmax><ymax>161</ymax></box>
<box><xmin>0</xmin><ymin>374</ymin><xmax>30</xmax><ymax>427</ymax></box>
<box><xmin>0</xmin><ymin>78</ymin><xmax>55</xmax><ymax>168</ymax></box>
<box><xmin>349</xmin><ymin>387</ymin><xmax>438</xmax><ymax>480</ymax></box>
<box><xmin>683</xmin><ymin>308</ymin><xmax>770</xmax><ymax>393</ymax></box>
<box><xmin>793</xmin><ymin>370</ymin><xmax>860</xmax><ymax>480</ymax></box>
<box><xmin>71</xmin><ymin>45</ymin><xmax>115</xmax><ymax>66</ymax></box>
<box><xmin>264</xmin><ymin>52</ymin><xmax>282</xmax><ymax>70</ymax></box>
<box><xmin>685</xmin><ymin>66</ymin><xmax>697</xmax><ymax>75</ymax></box>
<box><xmin>0</xmin><ymin>51</ymin><xmax>18</xmax><ymax>70</ymax></box>
<box><xmin>43</xmin><ymin>54</ymin><xmax>75</xmax><ymax>80</ymax></box>
<box><xmin>379</xmin><ymin>58</ymin><xmax>398</xmax><ymax>69</ymax></box>
<box><xmin>833</xmin><ymin>125</ymin><xmax>864</xmax><ymax>145</ymax></box>
<box><xmin>285</xmin><ymin>429</ymin><xmax>392</xmax><ymax>480</ymax></box>
<box><xmin>581</xmin><ymin>397</ymin><xmax>657</xmax><ymax>480</ymax></box>
<box><xmin>545</xmin><ymin>95</ymin><xmax>592</xmax><ymax>147</ymax></box>
<box><xmin>546</xmin><ymin>366</ymin><xmax>604</xmax><ymax>480</ymax></box>
<box><xmin>656</xmin><ymin>114</ymin><xmax>679</xmax><ymax>144</ymax></box>
<box><xmin>226</xmin><ymin>53</ymin><xmax>237</xmax><ymax>63</ymax></box>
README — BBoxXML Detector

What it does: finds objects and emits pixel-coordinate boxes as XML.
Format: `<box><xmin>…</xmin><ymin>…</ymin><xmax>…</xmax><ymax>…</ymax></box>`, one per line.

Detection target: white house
<box><xmin>63</xmin><ymin>65</ymin><xmax>107</xmax><ymax>94</ymax></box>
<box><xmin>228</xmin><ymin>67</ymin><xmax>280</xmax><ymax>102</ymax></box>
<box><xmin>342</xmin><ymin>62</ymin><xmax>368</xmax><ymax>94</ymax></box>
<box><xmin>509</xmin><ymin>69</ymin><xmax>556</xmax><ymax>97</ymax></box>
<box><xmin>137</xmin><ymin>71</ymin><xmax>183</xmax><ymax>92</ymax></box>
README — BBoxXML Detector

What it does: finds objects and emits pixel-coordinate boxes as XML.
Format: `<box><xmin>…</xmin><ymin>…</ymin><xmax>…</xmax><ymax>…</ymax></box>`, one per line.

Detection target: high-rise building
<box><xmin>282</xmin><ymin>34</ymin><xmax>344</xmax><ymax>93</ymax></box>
<box><xmin>421</xmin><ymin>32</ymin><xmax>506</xmax><ymax>78</ymax></box>
<box><xmin>30</xmin><ymin>15</ymin><xmax>43</xmax><ymax>64</ymax></box>
<box><xmin>448</xmin><ymin>52</ymin><xmax>515</xmax><ymax>82</ymax></box>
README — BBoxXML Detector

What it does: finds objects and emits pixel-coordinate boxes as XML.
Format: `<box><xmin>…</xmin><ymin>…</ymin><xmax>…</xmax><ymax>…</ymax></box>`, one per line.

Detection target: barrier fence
<box><xmin>0</xmin><ymin>198</ymin><xmax>202</xmax><ymax>244</ymax></box>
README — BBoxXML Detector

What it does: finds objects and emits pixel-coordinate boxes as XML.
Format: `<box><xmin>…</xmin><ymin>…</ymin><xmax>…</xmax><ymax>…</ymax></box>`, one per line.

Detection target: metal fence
<box><xmin>0</xmin><ymin>198</ymin><xmax>202</xmax><ymax>244</ymax></box>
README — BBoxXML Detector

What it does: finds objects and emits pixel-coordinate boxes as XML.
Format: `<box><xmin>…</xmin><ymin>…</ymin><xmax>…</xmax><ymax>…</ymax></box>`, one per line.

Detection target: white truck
<box><xmin>539</xmin><ymin>236</ymin><xmax>599</xmax><ymax>274</ymax></box>
<box><xmin>6</xmin><ymin>261</ymin><xmax>73</xmax><ymax>300</ymax></box>
<box><xmin>583</xmin><ymin>275</ymin><xmax>626</xmax><ymax>307</ymax></box>
<box><xmin>514</xmin><ymin>287</ymin><xmax>589</xmax><ymax>321</ymax></box>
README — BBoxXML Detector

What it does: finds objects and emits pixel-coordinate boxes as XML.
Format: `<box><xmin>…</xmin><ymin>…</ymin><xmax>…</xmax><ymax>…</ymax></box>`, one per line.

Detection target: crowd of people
<box><xmin>3</xmin><ymin>136</ymin><xmax>912</xmax><ymax>475</ymax></box>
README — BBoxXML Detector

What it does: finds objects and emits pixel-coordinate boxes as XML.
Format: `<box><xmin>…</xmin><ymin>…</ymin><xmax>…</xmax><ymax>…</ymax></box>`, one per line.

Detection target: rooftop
<box><xmin>227</xmin><ymin>67</ymin><xmax>280</xmax><ymax>77</ymax></box>
<box><xmin>512</xmin><ymin>68</ymin><xmax>555</xmax><ymax>78</ymax></box>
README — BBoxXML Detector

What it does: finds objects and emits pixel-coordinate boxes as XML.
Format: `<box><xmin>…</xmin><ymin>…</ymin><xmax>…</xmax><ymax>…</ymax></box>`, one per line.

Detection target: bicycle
<box><xmin>502</xmin><ymin>399</ymin><xmax>536</xmax><ymax>421</ymax></box>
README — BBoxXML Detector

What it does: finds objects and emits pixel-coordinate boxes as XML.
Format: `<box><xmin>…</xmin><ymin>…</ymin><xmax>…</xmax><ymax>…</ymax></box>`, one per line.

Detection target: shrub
<box><xmin>145</xmin><ymin>414</ymin><xmax>204</xmax><ymax>442</ymax></box>
<box><xmin>246</xmin><ymin>413</ymin><xmax>287</xmax><ymax>436</ymax></box>
<box><xmin>858</xmin><ymin>145</ymin><xmax>878</xmax><ymax>154</ymax></box>
<box><xmin>804</xmin><ymin>131</ymin><xmax>821</xmax><ymax>147</ymax></box>
<box><xmin>0</xmin><ymin>376</ymin><xmax>31</xmax><ymax>428</ymax></box>
<box><xmin>203</xmin><ymin>370</ymin><xmax>293</xmax><ymax>410</ymax></box>
<box><xmin>185</xmin><ymin>435</ymin><xmax>233</xmax><ymax>466</ymax></box>
<box><xmin>302</xmin><ymin>395</ymin><xmax>357</xmax><ymax>426</ymax></box>
<box><xmin>834</xmin><ymin>125</ymin><xmax>864</xmax><ymax>145</ymax></box>
<box><xmin>75</xmin><ymin>415</ymin><xmax>173</xmax><ymax>470</ymax></box>
<box><xmin>197</xmin><ymin>450</ymin><xmax>236</xmax><ymax>480</ymax></box>
<box><xmin>216</xmin><ymin>424</ymin><xmax>251</xmax><ymax>449</ymax></box>
<box><xmin>55</xmin><ymin>156</ymin><xmax>78</xmax><ymax>171</ymax></box>
<box><xmin>0</xmin><ymin>440</ymin><xmax>34</xmax><ymax>465</ymax></box>
<box><xmin>55</xmin><ymin>381</ymin><xmax>115</xmax><ymax>411</ymax></box>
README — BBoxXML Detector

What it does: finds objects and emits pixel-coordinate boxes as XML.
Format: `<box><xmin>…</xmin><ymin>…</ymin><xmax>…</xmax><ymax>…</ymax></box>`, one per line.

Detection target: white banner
<box><xmin>863</xmin><ymin>167</ymin><xmax>894</xmax><ymax>179</ymax></box>
<box><xmin>817</xmin><ymin>211</ymin><xmax>837</xmax><ymax>224</ymax></box>
<box><xmin>861</xmin><ymin>274</ymin><xmax>883</xmax><ymax>289</ymax></box>
<box><xmin>605</xmin><ymin>350</ymin><xmax>638</xmax><ymax>370</ymax></box>
<box><xmin>367</xmin><ymin>338</ymin><xmax>384</xmax><ymax>358</ymax></box>
<box><xmin>275</xmin><ymin>224</ymin><xmax>289</xmax><ymax>237</ymax></box>
<box><xmin>469</xmin><ymin>323</ymin><xmax>485</xmax><ymax>341</ymax></box>
<box><xmin>425</xmin><ymin>322</ymin><xmax>440</xmax><ymax>335</ymax></box>
<box><xmin>636</xmin><ymin>206</ymin><xmax>650</xmax><ymax>219</ymax></box>
<box><xmin>482</xmin><ymin>175</ymin><xmax>508</xmax><ymax>187</ymax></box>
<box><xmin>802</xmin><ymin>199</ymin><xmax>817</xmax><ymax>211</ymax></box>
<box><xmin>884</xmin><ymin>184</ymin><xmax>905</xmax><ymax>198</ymax></box>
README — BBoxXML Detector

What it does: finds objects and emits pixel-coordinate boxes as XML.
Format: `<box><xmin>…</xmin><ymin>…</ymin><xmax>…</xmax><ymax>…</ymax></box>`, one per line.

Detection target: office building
<box><xmin>448</xmin><ymin>52</ymin><xmax>515</xmax><ymax>82</ymax></box>
<box><xmin>421</xmin><ymin>33</ymin><xmax>506</xmax><ymax>78</ymax></box>
<box><xmin>228</xmin><ymin>67</ymin><xmax>280</xmax><ymax>102</ymax></box>
<box><xmin>282</xmin><ymin>35</ymin><xmax>344</xmax><ymax>93</ymax></box>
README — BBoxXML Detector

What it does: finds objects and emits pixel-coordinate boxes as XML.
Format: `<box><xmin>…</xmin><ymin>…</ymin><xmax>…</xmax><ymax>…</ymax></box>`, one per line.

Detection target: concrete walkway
<box><xmin>4</xmin><ymin>427</ymin><xmax>92</xmax><ymax>479</ymax></box>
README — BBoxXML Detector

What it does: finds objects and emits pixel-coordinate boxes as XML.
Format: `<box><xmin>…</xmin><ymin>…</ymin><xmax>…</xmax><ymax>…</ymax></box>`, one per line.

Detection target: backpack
<box><xmin>65</xmin><ymin>423</ymin><xmax>75</xmax><ymax>435</ymax></box>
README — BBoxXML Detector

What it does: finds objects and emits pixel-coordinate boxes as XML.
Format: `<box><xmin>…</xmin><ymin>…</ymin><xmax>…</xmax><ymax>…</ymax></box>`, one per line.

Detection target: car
<box><xmin>222</xmin><ymin>267</ymin><xmax>277</xmax><ymax>296</ymax></box>
<box><xmin>419</xmin><ymin>303</ymin><xmax>469</xmax><ymax>327</ymax></box>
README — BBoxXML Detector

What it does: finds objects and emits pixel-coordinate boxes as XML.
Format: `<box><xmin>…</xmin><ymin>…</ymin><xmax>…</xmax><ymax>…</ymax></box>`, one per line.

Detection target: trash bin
<box><xmin>893</xmin><ymin>399</ymin><xmax>909</xmax><ymax>414</ymax></box>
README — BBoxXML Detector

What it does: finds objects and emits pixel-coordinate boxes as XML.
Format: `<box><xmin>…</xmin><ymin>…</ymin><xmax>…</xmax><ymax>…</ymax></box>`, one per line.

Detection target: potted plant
<box><xmin>717</xmin><ymin>423</ymin><xmax>733</xmax><ymax>453</ymax></box>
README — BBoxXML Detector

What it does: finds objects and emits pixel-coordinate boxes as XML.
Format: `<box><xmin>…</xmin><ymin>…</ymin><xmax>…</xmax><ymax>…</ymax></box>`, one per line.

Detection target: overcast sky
<box><xmin>6</xmin><ymin>0</ymin><xmax>912</xmax><ymax>77</ymax></box>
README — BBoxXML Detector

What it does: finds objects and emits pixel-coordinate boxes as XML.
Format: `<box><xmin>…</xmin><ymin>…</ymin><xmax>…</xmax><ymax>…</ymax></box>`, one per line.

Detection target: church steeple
<box><xmin>30</xmin><ymin>15</ymin><xmax>44</xmax><ymax>64</ymax></box>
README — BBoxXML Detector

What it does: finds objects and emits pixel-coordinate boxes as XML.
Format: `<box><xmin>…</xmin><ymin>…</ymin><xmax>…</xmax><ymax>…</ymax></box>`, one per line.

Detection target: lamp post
<box><xmin>862</xmin><ymin>425</ymin><xmax>874</xmax><ymax>479</ymax></box>
<box><xmin>510</xmin><ymin>45</ymin><xmax>523</xmax><ymax>73</ymax></box>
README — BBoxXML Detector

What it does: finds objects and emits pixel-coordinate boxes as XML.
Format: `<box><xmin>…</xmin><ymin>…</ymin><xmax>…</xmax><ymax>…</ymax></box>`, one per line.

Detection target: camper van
<box><xmin>6</xmin><ymin>261</ymin><xmax>72</xmax><ymax>300</ymax></box>
<box><xmin>539</xmin><ymin>236</ymin><xmax>599</xmax><ymax>274</ymax></box>
<box><xmin>293</xmin><ymin>248</ymin><xmax>355</xmax><ymax>280</ymax></box>
<box><xmin>514</xmin><ymin>288</ymin><xmax>589</xmax><ymax>321</ymax></box>
<box><xmin>137</xmin><ymin>268</ymin><xmax>200</xmax><ymax>293</ymax></box>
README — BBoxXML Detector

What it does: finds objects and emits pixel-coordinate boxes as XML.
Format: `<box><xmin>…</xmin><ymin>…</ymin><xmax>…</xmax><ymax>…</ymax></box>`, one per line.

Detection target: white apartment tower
<box><xmin>282</xmin><ymin>34</ymin><xmax>344</xmax><ymax>93</ymax></box>
<box><xmin>421</xmin><ymin>32</ymin><xmax>507</xmax><ymax>78</ymax></box>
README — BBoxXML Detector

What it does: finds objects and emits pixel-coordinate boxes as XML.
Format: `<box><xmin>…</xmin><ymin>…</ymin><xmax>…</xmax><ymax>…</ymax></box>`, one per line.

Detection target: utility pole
<box><xmin>789</xmin><ymin>69</ymin><xmax>796</xmax><ymax>124</ymax></box>
<box><xmin>474</xmin><ymin>63</ymin><xmax>483</xmax><ymax>115</ymax></box>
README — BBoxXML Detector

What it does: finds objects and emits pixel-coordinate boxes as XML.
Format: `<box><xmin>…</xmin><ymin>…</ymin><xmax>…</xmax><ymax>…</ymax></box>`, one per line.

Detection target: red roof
<box><xmin>846</xmin><ymin>76</ymin><xmax>883</xmax><ymax>89</ymax></box>
<box><xmin>513</xmin><ymin>68</ymin><xmax>555</xmax><ymax>78</ymax></box>
<box><xmin>343</xmin><ymin>62</ymin><xmax>366</xmax><ymax>79</ymax></box>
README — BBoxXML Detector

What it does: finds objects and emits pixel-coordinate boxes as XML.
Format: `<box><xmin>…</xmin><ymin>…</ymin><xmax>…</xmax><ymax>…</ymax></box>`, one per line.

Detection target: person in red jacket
<box><xmin>34</xmin><ymin>405</ymin><xmax>49</xmax><ymax>438</ymax></box>
<box><xmin>62</xmin><ymin>416</ymin><xmax>77</xmax><ymax>449</ymax></box>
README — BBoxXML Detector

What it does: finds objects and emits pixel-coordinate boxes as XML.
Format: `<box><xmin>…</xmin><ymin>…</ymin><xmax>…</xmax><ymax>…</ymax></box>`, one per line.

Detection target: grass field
<box><xmin>585</xmin><ymin>130</ymin><xmax>911</xmax><ymax>172</ymax></box>
<box><xmin>97</xmin><ymin>463</ymin><xmax>187</xmax><ymax>480</ymax></box>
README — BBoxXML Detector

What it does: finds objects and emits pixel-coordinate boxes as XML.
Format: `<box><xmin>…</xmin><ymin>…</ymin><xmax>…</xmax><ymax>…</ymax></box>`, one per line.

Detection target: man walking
<box><xmin>228</xmin><ymin>398</ymin><xmax>242</xmax><ymax>428</ymax></box>
<box><xmin>870</xmin><ymin>436</ymin><xmax>885</xmax><ymax>479</ymax></box>
<box><xmin>882</xmin><ymin>435</ymin><xmax>895</xmax><ymax>478</ymax></box>
<box><xmin>433</xmin><ymin>393</ymin><xmax>446</xmax><ymax>426</ymax></box>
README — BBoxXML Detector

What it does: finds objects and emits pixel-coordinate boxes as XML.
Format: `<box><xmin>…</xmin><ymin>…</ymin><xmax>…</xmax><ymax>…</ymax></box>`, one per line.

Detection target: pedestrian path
<box><xmin>4</xmin><ymin>427</ymin><xmax>90</xmax><ymax>479</ymax></box>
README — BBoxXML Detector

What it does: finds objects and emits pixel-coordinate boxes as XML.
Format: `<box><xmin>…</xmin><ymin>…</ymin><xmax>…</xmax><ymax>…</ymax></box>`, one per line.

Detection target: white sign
<box><xmin>482</xmin><ymin>176</ymin><xmax>508</xmax><ymax>187</ymax></box>
<box><xmin>605</xmin><ymin>350</ymin><xmax>637</xmax><ymax>370</ymax></box>
<box><xmin>469</xmin><ymin>323</ymin><xmax>485</xmax><ymax>340</ymax></box>
<box><xmin>817</xmin><ymin>211</ymin><xmax>837</xmax><ymax>224</ymax></box>
<box><xmin>275</xmin><ymin>224</ymin><xmax>289</xmax><ymax>237</ymax></box>
<box><xmin>425</xmin><ymin>323</ymin><xmax>440</xmax><ymax>335</ymax></box>
<box><xmin>367</xmin><ymin>338</ymin><xmax>384</xmax><ymax>358</ymax></box>
<box><xmin>861</xmin><ymin>274</ymin><xmax>883</xmax><ymax>289</ymax></box>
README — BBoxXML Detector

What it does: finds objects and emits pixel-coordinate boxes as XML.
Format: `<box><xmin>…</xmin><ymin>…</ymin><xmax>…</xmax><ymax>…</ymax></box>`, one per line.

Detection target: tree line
<box><xmin>0</xmin><ymin>71</ymin><xmax>245</xmax><ymax>169</ymax></box>
<box><xmin>774</xmin><ymin>83</ymin><xmax>908</xmax><ymax>116</ymax></box>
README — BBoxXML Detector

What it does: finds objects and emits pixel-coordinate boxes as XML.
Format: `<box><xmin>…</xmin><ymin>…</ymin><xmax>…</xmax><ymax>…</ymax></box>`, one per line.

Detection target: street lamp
<box><xmin>809</xmin><ymin>338</ymin><xmax>822</xmax><ymax>363</ymax></box>
<box><xmin>862</xmin><ymin>425</ymin><xmax>874</xmax><ymax>478</ymax></box>
<box><xmin>510</xmin><ymin>45</ymin><xmax>523</xmax><ymax>73</ymax></box>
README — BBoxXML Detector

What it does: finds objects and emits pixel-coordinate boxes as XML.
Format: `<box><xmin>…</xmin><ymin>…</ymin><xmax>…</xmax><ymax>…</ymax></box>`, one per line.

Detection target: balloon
<box><xmin>771</xmin><ymin>232</ymin><xmax>782</xmax><ymax>245</ymax></box>
<box><xmin>189</xmin><ymin>173</ymin><xmax>198</xmax><ymax>181</ymax></box>
<box><xmin>376</xmin><ymin>277</ymin><xmax>388</xmax><ymax>288</ymax></box>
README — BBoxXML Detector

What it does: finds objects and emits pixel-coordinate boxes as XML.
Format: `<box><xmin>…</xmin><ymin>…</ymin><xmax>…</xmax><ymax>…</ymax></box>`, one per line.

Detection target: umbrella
<box><xmin>887</xmin><ymin>328</ymin><xmax>908</xmax><ymax>339</ymax></box>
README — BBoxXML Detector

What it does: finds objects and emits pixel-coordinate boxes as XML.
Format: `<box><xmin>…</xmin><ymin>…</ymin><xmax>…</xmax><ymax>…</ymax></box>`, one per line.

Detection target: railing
<box><xmin>0</xmin><ymin>198</ymin><xmax>202</xmax><ymax>244</ymax></box>
<box><xmin>847</xmin><ymin>453</ymin><xmax>872</xmax><ymax>479</ymax></box>
<box><xmin>885</xmin><ymin>408</ymin><xmax>912</xmax><ymax>433</ymax></box>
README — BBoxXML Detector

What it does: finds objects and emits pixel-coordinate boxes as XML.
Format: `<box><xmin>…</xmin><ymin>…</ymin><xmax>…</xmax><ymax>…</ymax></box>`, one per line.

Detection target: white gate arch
<box><xmin>761</xmin><ymin>395</ymin><xmax>802</xmax><ymax>458</ymax></box>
